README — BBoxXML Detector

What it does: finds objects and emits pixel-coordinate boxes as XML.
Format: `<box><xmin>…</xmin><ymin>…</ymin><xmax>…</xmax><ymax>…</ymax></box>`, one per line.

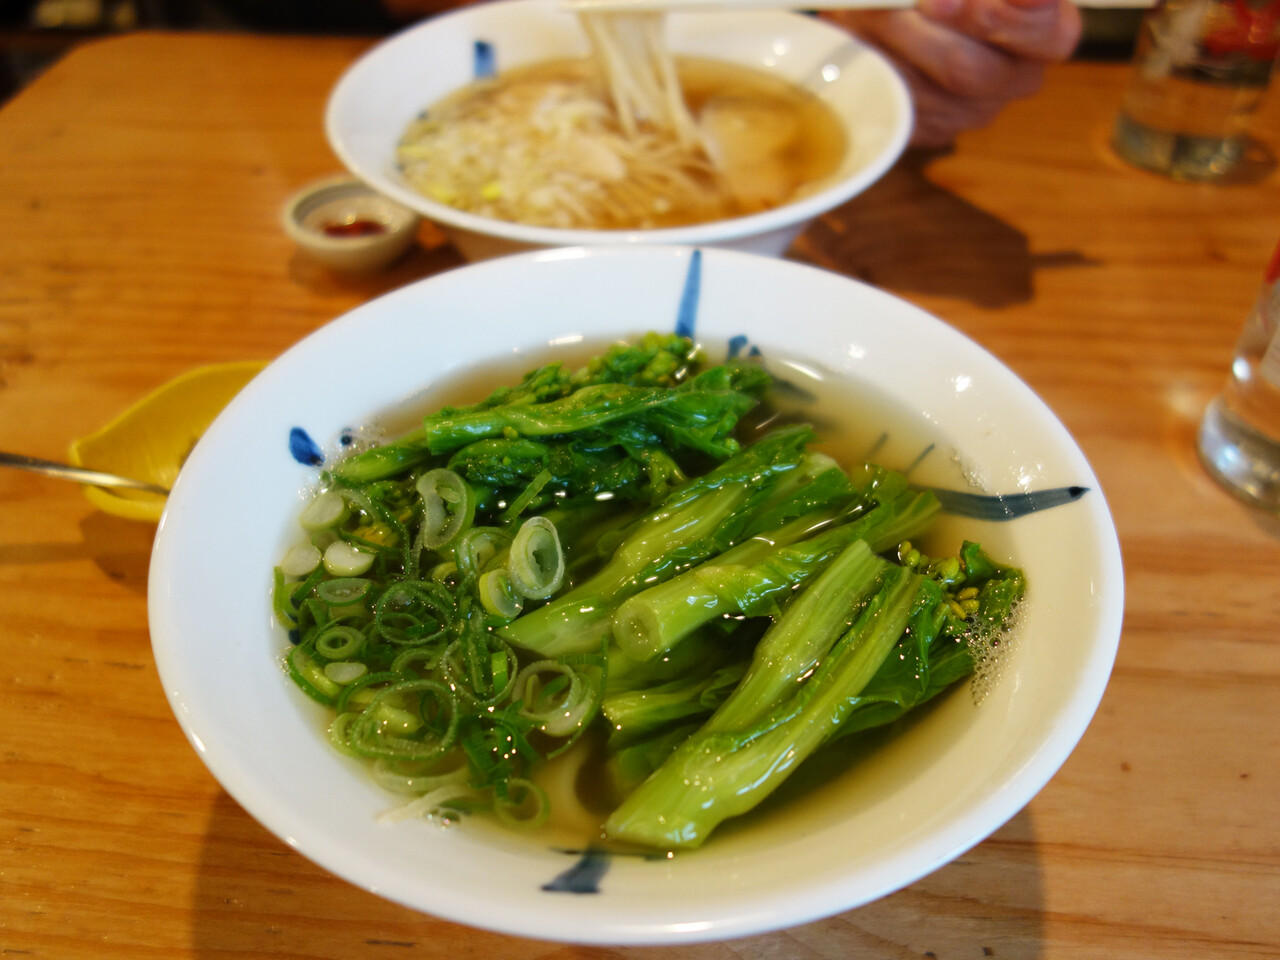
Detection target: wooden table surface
<box><xmin>2</xmin><ymin>29</ymin><xmax>1278</xmax><ymax>960</ymax></box>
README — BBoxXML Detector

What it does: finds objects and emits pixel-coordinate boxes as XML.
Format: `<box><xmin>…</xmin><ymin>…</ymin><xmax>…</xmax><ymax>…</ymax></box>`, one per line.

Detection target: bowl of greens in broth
<box><xmin>148</xmin><ymin>245</ymin><xmax>1123</xmax><ymax>945</ymax></box>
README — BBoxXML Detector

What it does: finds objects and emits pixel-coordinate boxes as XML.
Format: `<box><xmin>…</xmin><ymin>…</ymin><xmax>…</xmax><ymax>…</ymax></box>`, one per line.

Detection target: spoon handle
<box><xmin>566</xmin><ymin>0</ymin><xmax>914</xmax><ymax>9</ymax></box>
<box><xmin>0</xmin><ymin>451</ymin><xmax>170</xmax><ymax>495</ymax></box>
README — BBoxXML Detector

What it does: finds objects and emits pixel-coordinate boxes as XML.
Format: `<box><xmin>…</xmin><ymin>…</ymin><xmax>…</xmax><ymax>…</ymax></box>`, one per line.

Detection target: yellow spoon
<box><xmin>62</xmin><ymin>360</ymin><xmax>267</xmax><ymax>522</ymax></box>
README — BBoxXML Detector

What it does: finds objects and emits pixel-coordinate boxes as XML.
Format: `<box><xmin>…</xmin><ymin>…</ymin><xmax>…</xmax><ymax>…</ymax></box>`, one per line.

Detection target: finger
<box><xmin>833</xmin><ymin>8</ymin><xmax>1045</xmax><ymax>101</ymax></box>
<box><xmin>890</xmin><ymin>57</ymin><xmax>1026</xmax><ymax>146</ymax></box>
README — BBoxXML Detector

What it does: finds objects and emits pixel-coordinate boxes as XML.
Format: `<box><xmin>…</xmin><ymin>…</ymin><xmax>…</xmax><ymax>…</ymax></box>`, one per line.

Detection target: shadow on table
<box><xmin>791</xmin><ymin>148</ymin><xmax>1094</xmax><ymax>309</ymax></box>
<box><xmin>188</xmin><ymin>792</ymin><xmax>1045</xmax><ymax>960</ymax></box>
<box><xmin>285</xmin><ymin>222</ymin><xmax>469</xmax><ymax>298</ymax></box>
<box><xmin>283</xmin><ymin>147</ymin><xmax>1094</xmax><ymax>310</ymax></box>
<box><xmin>80</xmin><ymin>511</ymin><xmax>156</xmax><ymax>595</ymax></box>
<box><xmin>0</xmin><ymin>509</ymin><xmax>154</xmax><ymax>597</ymax></box>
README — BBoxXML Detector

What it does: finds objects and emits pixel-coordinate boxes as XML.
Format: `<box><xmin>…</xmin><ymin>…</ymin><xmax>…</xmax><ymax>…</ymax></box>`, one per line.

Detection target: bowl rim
<box><xmin>148</xmin><ymin>245</ymin><xmax>1124</xmax><ymax>945</ymax></box>
<box><xmin>323</xmin><ymin>0</ymin><xmax>914</xmax><ymax>247</ymax></box>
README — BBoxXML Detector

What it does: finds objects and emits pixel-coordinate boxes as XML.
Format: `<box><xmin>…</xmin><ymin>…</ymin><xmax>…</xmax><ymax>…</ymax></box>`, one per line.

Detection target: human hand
<box><xmin>823</xmin><ymin>0</ymin><xmax>1083</xmax><ymax>147</ymax></box>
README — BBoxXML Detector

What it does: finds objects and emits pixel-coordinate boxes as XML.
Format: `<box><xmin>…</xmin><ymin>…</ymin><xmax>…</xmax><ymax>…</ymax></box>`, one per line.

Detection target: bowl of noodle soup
<box><xmin>325</xmin><ymin>0</ymin><xmax>912</xmax><ymax>261</ymax></box>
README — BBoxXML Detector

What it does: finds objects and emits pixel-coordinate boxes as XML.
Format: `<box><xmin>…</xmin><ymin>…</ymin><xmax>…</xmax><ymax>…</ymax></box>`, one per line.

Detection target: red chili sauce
<box><xmin>322</xmin><ymin>218</ymin><xmax>388</xmax><ymax>238</ymax></box>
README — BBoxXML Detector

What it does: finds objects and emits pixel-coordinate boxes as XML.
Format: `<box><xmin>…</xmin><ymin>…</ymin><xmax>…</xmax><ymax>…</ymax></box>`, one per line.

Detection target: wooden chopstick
<box><xmin>565</xmin><ymin>0</ymin><xmax>1154</xmax><ymax>12</ymax></box>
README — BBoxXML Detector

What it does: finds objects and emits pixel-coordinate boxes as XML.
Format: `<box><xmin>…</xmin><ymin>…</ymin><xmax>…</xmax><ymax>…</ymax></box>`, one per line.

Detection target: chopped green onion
<box><xmin>429</xmin><ymin>560</ymin><xmax>458</xmax><ymax>583</ymax></box>
<box><xmin>314</xmin><ymin>624</ymin><xmax>366</xmax><ymax>660</ymax></box>
<box><xmin>310</xmin><ymin>529</ymin><xmax>339</xmax><ymax>552</ymax></box>
<box><xmin>273</xmin><ymin>565</ymin><xmax>326</xmax><ymax>628</ymax></box>
<box><xmin>372</xmin><ymin>580</ymin><xmax>454</xmax><ymax>645</ymax></box>
<box><xmin>454</xmin><ymin>527</ymin><xmax>512</xmax><ymax>583</ymax></box>
<box><xmin>287</xmin><ymin>643</ymin><xmax>340</xmax><ymax>706</ymax></box>
<box><xmin>346</xmin><ymin>679</ymin><xmax>459</xmax><ymax>762</ymax></box>
<box><xmin>490</xmin><ymin>649</ymin><xmax>511</xmax><ymax>694</ymax></box>
<box><xmin>324</xmin><ymin>540</ymin><xmax>375</xmax><ymax>576</ymax></box>
<box><xmin>440</xmin><ymin>636</ymin><xmax>519</xmax><ymax>707</ymax></box>
<box><xmin>271</xmin><ymin>567</ymin><xmax>295</xmax><ymax>627</ymax></box>
<box><xmin>479</xmin><ymin>567</ymin><xmax>524</xmax><ymax>619</ymax></box>
<box><xmin>390</xmin><ymin>647</ymin><xmax>441</xmax><ymax>677</ymax></box>
<box><xmin>281</xmin><ymin>542</ymin><xmax>322</xmax><ymax>578</ymax></box>
<box><xmin>316</xmin><ymin>577</ymin><xmax>373</xmax><ymax>605</ymax></box>
<box><xmin>370</xmin><ymin>700</ymin><xmax>422</xmax><ymax>735</ymax></box>
<box><xmin>514</xmin><ymin>660</ymin><xmax>594</xmax><ymax>738</ymax></box>
<box><xmin>323</xmin><ymin>660</ymin><xmax>368</xmax><ymax>685</ymax></box>
<box><xmin>493</xmin><ymin>778</ymin><xmax>550</xmax><ymax>828</ymax></box>
<box><xmin>328</xmin><ymin>712</ymin><xmax>363</xmax><ymax>756</ymax></box>
<box><xmin>416</xmin><ymin>468</ymin><xmax>474</xmax><ymax>550</ymax></box>
<box><xmin>334</xmin><ymin>670</ymin><xmax>402</xmax><ymax>714</ymax></box>
<box><xmin>507</xmin><ymin>515</ymin><xmax>564</xmax><ymax>600</ymax></box>
<box><xmin>300</xmin><ymin>489</ymin><xmax>350</xmax><ymax>531</ymax></box>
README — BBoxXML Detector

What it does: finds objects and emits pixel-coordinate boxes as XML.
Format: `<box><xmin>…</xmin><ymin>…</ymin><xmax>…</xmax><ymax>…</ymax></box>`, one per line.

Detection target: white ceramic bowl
<box><xmin>282</xmin><ymin>175</ymin><xmax>421</xmax><ymax>273</ymax></box>
<box><xmin>148</xmin><ymin>246</ymin><xmax>1123</xmax><ymax>945</ymax></box>
<box><xmin>325</xmin><ymin>0</ymin><xmax>912</xmax><ymax>261</ymax></box>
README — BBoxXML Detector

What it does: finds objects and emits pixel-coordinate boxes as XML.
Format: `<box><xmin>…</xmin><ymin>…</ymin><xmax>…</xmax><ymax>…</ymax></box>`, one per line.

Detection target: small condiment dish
<box><xmin>282</xmin><ymin>176</ymin><xmax>421</xmax><ymax>273</ymax></box>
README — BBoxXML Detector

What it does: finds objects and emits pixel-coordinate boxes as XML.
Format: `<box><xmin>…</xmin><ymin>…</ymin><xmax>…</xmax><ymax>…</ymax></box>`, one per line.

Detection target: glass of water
<box><xmin>1199</xmin><ymin>239</ymin><xmax>1280</xmax><ymax>512</ymax></box>
<box><xmin>1112</xmin><ymin>0</ymin><xmax>1280</xmax><ymax>181</ymax></box>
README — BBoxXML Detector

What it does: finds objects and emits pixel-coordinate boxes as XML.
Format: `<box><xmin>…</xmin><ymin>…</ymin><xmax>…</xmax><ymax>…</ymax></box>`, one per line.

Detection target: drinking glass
<box><xmin>1199</xmin><ymin>239</ymin><xmax>1280</xmax><ymax>512</ymax></box>
<box><xmin>1112</xmin><ymin>0</ymin><xmax>1280</xmax><ymax>181</ymax></box>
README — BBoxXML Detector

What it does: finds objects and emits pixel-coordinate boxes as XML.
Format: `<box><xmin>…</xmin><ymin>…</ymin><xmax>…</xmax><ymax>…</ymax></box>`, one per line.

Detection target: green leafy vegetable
<box><xmin>272</xmin><ymin>333</ymin><xmax>1027</xmax><ymax>850</ymax></box>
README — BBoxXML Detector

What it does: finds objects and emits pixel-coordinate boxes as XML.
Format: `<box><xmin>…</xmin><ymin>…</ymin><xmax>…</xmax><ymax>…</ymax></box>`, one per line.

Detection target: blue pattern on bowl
<box><xmin>474</xmin><ymin>40</ymin><xmax>496</xmax><ymax>79</ymax></box>
<box><xmin>674</xmin><ymin>248</ymin><xmax>701</xmax><ymax>339</ymax></box>
<box><xmin>289</xmin><ymin>427</ymin><xmax>324</xmax><ymax>466</ymax></box>
<box><xmin>542</xmin><ymin>847</ymin><xmax>611</xmax><ymax>894</ymax></box>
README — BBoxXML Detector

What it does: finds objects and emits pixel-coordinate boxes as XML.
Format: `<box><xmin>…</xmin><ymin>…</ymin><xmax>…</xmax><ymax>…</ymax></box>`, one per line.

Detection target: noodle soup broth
<box><xmin>396</xmin><ymin>55</ymin><xmax>847</xmax><ymax>231</ymax></box>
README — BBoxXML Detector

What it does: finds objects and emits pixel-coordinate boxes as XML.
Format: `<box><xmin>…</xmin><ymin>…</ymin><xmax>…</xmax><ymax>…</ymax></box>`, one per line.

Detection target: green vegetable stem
<box><xmin>497</xmin><ymin>425</ymin><xmax>815</xmax><ymax>657</ymax></box>
<box><xmin>602</xmin><ymin>540</ymin><xmax>1025</xmax><ymax>849</ymax></box>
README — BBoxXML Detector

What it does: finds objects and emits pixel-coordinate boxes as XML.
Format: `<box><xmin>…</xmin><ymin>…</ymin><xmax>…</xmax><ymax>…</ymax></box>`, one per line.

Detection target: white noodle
<box><xmin>396</xmin><ymin>57</ymin><xmax>720</xmax><ymax>230</ymax></box>
<box><xmin>577</xmin><ymin>11</ymin><xmax>702</xmax><ymax>149</ymax></box>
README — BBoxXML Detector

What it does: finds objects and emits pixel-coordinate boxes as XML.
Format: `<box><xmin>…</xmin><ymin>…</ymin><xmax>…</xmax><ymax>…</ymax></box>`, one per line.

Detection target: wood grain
<box><xmin>2</xmin><ymin>31</ymin><xmax>1278</xmax><ymax>959</ymax></box>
